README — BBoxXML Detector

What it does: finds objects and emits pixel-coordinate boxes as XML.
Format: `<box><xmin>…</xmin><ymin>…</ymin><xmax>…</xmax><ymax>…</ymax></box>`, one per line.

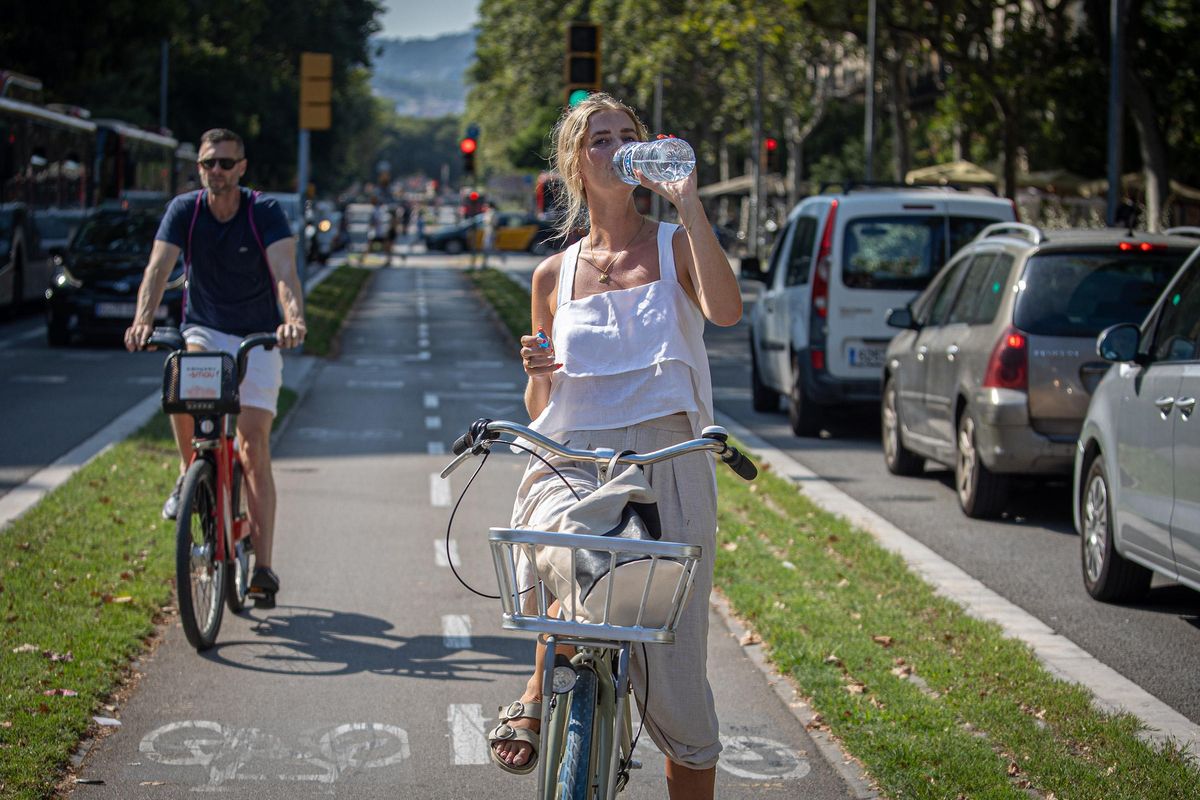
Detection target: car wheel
<box><xmin>788</xmin><ymin>353</ymin><xmax>823</xmax><ymax>437</ymax></box>
<box><xmin>1080</xmin><ymin>455</ymin><xmax>1152</xmax><ymax>602</ymax></box>
<box><xmin>46</xmin><ymin>307</ymin><xmax>68</xmax><ymax>347</ymax></box>
<box><xmin>444</xmin><ymin>239</ymin><xmax>464</xmax><ymax>255</ymax></box>
<box><xmin>750</xmin><ymin>336</ymin><xmax>781</xmax><ymax>413</ymax></box>
<box><xmin>882</xmin><ymin>376</ymin><xmax>924</xmax><ymax>476</ymax></box>
<box><xmin>955</xmin><ymin>411</ymin><xmax>1009</xmax><ymax>518</ymax></box>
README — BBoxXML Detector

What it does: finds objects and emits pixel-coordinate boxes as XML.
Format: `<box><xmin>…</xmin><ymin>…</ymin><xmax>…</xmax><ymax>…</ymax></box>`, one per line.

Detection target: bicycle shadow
<box><xmin>203</xmin><ymin>605</ymin><xmax>532</xmax><ymax>681</ymax></box>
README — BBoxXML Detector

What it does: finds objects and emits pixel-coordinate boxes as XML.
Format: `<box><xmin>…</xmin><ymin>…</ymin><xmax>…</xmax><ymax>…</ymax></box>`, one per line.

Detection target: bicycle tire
<box><xmin>556</xmin><ymin>666</ymin><xmax>598</xmax><ymax>800</ymax></box>
<box><xmin>224</xmin><ymin>460</ymin><xmax>251</xmax><ymax>613</ymax></box>
<box><xmin>176</xmin><ymin>459</ymin><xmax>226</xmax><ymax>650</ymax></box>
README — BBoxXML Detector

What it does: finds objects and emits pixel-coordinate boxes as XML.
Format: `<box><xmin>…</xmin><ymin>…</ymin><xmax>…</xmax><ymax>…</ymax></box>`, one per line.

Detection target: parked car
<box><xmin>882</xmin><ymin>223</ymin><xmax>1196</xmax><ymax>517</ymax></box>
<box><xmin>44</xmin><ymin>208</ymin><xmax>183</xmax><ymax>346</ymax></box>
<box><xmin>424</xmin><ymin>212</ymin><xmax>557</xmax><ymax>255</ymax></box>
<box><xmin>306</xmin><ymin>206</ymin><xmax>343</xmax><ymax>265</ymax></box>
<box><xmin>1074</xmin><ymin>246</ymin><xmax>1200</xmax><ymax>601</ymax></box>
<box><xmin>30</xmin><ymin>208</ymin><xmax>88</xmax><ymax>305</ymax></box>
<box><xmin>745</xmin><ymin>187</ymin><xmax>1017</xmax><ymax>435</ymax></box>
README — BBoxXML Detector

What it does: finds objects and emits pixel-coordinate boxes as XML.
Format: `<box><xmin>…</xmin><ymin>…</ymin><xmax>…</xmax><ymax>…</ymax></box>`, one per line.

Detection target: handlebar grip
<box><xmin>721</xmin><ymin>447</ymin><xmax>758</xmax><ymax>481</ymax></box>
<box><xmin>146</xmin><ymin>326</ymin><xmax>184</xmax><ymax>352</ymax></box>
<box><xmin>452</xmin><ymin>432</ymin><xmax>473</xmax><ymax>456</ymax></box>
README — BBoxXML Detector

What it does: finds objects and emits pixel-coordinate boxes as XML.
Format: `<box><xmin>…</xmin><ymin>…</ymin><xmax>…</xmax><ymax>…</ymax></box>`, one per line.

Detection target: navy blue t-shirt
<box><xmin>156</xmin><ymin>188</ymin><xmax>293</xmax><ymax>336</ymax></box>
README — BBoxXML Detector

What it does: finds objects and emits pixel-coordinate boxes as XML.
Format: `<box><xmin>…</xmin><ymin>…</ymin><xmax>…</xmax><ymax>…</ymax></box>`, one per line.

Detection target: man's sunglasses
<box><xmin>197</xmin><ymin>157</ymin><xmax>244</xmax><ymax>171</ymax></box>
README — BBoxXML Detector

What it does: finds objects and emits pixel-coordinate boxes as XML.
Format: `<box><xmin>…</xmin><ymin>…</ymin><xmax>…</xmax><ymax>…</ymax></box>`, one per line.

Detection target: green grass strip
<box><xmin>303</xmin><ymin>265</ymin><xmax>371</xmax><ymax>357</ymax></box>
<box><xmin>472</xmin><ymin>269</ymin><xmax>1200</xmax><ymax>799</ymax></box>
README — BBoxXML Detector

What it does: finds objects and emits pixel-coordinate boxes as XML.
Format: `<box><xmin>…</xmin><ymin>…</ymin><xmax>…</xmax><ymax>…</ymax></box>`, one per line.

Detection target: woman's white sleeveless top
<box><xmin>527</xmin><ymin>222</ymin><xmax>714</xmax><ymax>440</ymax></box>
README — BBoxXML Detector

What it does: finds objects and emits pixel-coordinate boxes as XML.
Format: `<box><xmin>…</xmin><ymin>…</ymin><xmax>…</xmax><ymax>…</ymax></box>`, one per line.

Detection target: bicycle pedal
<box><xmin>252</xmin><ymin>594</ymin><xmax>276</xmax><ymax>609</ymax></box>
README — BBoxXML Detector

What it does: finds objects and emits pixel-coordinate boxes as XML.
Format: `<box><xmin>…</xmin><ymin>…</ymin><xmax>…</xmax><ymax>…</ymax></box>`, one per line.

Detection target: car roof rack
<box><xmin>1164</xmin><ymin>226</ymin><xmax>1200</xmax><ymax>239</ymax></box>
<box><xmin>976</xmin><ymin>222</ymin><xmax>1044</xmax><ymax>245</ymax></box>
<box><xmin>816</xmin><ymin>180</ymin><xmax>999</xmax><ymax>196</ymax></box>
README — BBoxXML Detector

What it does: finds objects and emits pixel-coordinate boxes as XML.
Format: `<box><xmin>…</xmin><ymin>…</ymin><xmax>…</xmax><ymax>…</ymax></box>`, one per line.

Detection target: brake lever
<box><xmin>439</xmin><ymin>451</ymin><xmax>474</xmax><ymax>480</ymax></box>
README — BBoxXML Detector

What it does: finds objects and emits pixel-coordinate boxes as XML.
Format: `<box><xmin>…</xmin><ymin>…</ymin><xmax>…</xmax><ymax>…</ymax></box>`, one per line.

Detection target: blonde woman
<box><xmin>488</xmin><ymin>94</ymin><xmax>740</xmax><ymax>799</ymax></box>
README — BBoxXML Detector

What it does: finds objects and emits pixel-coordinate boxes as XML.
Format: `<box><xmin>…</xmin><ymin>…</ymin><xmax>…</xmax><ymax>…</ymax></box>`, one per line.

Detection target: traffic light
<box><xmin>460</xmin><ymin>136</ymin><xmax>477</xmax><ymax>176</ymax></box>
<box><xmin>565</xmin><ymin>22</ymin><xmax>601</xmax><ymax>108</ymax></box>
<box><xmin>762</xmin><ymin>137</ymin><xmax>780</xmax><ymax>173</ymax></box>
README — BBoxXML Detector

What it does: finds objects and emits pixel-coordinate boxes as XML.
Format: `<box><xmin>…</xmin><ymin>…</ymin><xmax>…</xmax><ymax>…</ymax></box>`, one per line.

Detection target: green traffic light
<box><xmin>568</xmin><ymin>89</ymin><xmax>591</xmax><ymax>107</ymax></box>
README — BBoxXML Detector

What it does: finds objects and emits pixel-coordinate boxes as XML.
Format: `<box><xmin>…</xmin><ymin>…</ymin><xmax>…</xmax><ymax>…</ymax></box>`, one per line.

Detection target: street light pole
<box><xmin>159</xmin><ymin>40</ymin><xmax>169</xmax><ymax>131</ymax></box>
<box><xmin>1105</xmin><ymin>0</ymin><xmax>1125</xmax><ymax>226</ymax></box>
<box><xmin>864</xmin><ymin>0</ymin><xmax>877</xmax><ymax>182</ymax></box>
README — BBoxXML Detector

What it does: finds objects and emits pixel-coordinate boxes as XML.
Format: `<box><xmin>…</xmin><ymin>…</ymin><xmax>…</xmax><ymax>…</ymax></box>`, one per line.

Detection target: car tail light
<box><xmin>811</xmin><ymin>349</ymin><xmax>825</xmax><ymax>371</ymax></box>
<box><xmin>982</xmin><ymin>327</ymin><xmax>1028</xmax><ymax>390</ymax></box>
<box><xmin>812</xmin><ymin>200</ymin><xmax>837</xmax><ymax>319</ymax></box>
<box><xmin>1118</xmin><ymin>241</ymin><xmax>1165</xmax><ymax>252</ymax></box>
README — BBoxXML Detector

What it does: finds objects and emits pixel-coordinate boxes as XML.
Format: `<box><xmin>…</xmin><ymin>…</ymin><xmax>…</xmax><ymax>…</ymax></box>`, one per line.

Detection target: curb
<box><xmin>709</xmin><ymin>590</ymin><xmax>881</xmax><ymax>798</ymax></box>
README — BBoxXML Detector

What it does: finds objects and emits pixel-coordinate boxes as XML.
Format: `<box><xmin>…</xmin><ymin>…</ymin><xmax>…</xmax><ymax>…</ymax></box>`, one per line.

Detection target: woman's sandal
<box><xmin>488</xmin><ymin>699</ymin><xmax>542</xmax><ymax>775</ymax></box>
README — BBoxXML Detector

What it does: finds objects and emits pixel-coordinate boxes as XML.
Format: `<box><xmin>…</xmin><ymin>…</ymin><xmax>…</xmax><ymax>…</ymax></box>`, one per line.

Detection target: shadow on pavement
<box><xmin>203</xmin><ymin>605</ymin><xmax>532</xmax><ymax>680</ymax></box>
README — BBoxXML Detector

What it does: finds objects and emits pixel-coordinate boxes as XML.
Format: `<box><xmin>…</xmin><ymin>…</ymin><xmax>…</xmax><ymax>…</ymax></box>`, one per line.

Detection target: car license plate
<box><xmin>94</xmin><ymin>302</ymin><xmax>167</xmax><ymax>320</ymax></box>
<box><xmin>848</xmin><ymin>344</ymin><xmax>886</xmax><ymax>368</ymax></box>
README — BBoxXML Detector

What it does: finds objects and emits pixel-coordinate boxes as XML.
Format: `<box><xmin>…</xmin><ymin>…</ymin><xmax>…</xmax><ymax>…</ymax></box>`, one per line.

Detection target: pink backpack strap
<box><xmin>184</xmin><ymin>191</ymin><xmax>203</xmax><ymax>267</ymax></box>
<box><xmin>245</xmin><ymin>190</ymin><xmax>277</xmax><ymax>285</ymax></box>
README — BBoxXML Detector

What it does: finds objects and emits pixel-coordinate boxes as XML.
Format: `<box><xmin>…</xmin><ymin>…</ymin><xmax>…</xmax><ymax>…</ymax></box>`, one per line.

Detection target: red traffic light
<box><xmin>460</xmin><ymin>137</ymin><xmax>477</xmax><ymax>154</ymax></box>
<box><xmin>765</xmin><ymin>137</ymin><xmax>779</xmax><ymax>151</ymax></box>
<box><xmin>469</xmin><ymin>191</ymin><xmax>480</xmax><ymax>201</ymax></box>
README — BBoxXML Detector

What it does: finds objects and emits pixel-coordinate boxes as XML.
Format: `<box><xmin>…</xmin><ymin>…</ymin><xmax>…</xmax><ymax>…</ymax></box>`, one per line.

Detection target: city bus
<box><xmin>92</xmin><ymin>118</ymin><xmax>176</xmax><ymax>206</ymax></box>
<box><xmin>0</xmin><ymin>91</ymin><xmax>96</xmax><ymax>208</ymax></box>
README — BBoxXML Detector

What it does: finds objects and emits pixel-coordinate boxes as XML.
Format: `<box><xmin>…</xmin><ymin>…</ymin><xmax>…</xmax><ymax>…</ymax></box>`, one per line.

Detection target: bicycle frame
<box><xmin>187</xmin><ymin>411</ymin><xmax>248</xmax><ymax>567</ymax></box>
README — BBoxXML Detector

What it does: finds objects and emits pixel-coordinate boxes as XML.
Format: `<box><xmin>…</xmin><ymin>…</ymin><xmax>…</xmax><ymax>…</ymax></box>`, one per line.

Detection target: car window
<box><xmin>916</xmin><ymin>256</ymin><xmax>971</xmax><ymax>326</ymax></box>
<box><xmin>73</xmin><ymin>213</ymin><xmax>159</xmax><ymax>256</ymax></box>
<box><xmin>785</xmin><ymin>216</ymin><xmax>817</xmax><ymax>286</ymax></box>
<box><xmin>841</xmin><ymin>215</ymin><xmax>1000</xmax><ymax>291</ymax></box>
<box><xmin>1151</xmin><ymin>262</ymin><xmax>1200</xmax><ymax>362</ymax></box>
<box><xmin>947</xmin><ymin>253</ymin><xmax>997</xmax><ymax>324</ymax></box>
<box><xmin>1013</xmin><ymin>250</ymin><xmax>1187</xmax><ymax>338</ymax></box>
<box><xmin>763</xmin><ymin>222</ymin><xmax>789</xmax><ymax>287</ymax></box>
<box><xmin>972</xmin><ymin>254</ymin><xmax>1014</xmax><ymax>325</ymax></box>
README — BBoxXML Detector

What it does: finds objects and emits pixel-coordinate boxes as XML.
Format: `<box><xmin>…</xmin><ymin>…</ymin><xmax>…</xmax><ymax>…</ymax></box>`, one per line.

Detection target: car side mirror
<box><xmin>1096</xmin><ymin>323</ymin><xmax>1141</xmax><ymax>363</ymax></box>
<box><xmin>739</xmin><ymin>256</ymin><xmax>766</xmax><ymax>283</ymax></box>
<box><xmin>886</xmin><ymin>307</ymin><xmax>918</xmax><ymax>330</ymax></box>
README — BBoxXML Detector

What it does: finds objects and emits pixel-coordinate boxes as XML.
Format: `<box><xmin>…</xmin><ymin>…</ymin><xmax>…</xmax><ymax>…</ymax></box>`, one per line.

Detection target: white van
<box><xmin>746</xmin><ymin>187</ymin><xmax>1016</xmax><ymax>435</ymax></box>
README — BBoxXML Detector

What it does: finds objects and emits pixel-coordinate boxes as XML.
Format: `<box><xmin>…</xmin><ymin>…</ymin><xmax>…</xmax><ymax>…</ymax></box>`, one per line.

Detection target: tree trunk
<box><xmin>1125</xmin><ymin>70</ymin><xmax>1168</xmax><ymax>230</ymax></box>
<box><xmin>888</xmin><ymin>57</ymin><xmax>912</xmax><ymax>184</ymax></box>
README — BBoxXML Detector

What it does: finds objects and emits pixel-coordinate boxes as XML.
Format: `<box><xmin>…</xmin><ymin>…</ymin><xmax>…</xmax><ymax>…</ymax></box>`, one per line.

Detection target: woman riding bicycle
<box><xmin>489</xmin><ymin>93</ymin><xmax>740</xmax><ymax>799</ymax></box>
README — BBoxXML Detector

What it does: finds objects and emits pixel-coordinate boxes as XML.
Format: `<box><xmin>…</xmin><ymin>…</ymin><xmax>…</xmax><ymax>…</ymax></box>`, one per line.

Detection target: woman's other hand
<box><xmin>520</xmin><ymin>335</ymin><xmax>560</xmax><ymax>378</ymax></box>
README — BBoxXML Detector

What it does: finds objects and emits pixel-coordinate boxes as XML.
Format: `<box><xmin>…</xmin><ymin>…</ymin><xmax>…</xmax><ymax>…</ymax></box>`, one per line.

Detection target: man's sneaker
<box><xmin>161</xmin><ymin>474</ymin><xmax>186</xmax><ymax>520</ymax></box>
<box><xmin>248</xmin><ymin>567</ymin><xmax>280</xmax><ymax>609</ymax></box>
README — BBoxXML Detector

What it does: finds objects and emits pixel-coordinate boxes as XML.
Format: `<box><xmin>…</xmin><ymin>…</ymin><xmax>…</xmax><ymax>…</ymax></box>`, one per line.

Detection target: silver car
<box><xmin>1074</xmin><ymin>246</ymin><xmax>1200</xmax><ymax>600</ymax></box>
<box><xmin>883</xmin><ymin>223</ymin><xmax>1195</xmax><ymax>518</ymax></box>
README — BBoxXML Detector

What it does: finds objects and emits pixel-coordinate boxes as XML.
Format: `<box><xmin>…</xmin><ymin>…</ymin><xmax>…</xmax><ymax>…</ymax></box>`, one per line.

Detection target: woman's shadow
<box><xmin>204</xmin><ymin>605</ymin><xmax>531</xmax><ymax>681</ymax></box>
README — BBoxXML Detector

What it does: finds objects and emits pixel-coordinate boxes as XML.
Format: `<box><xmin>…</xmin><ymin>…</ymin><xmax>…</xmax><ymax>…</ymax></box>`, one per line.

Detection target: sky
<box><xmin>377</xmin><ymin>0</ymin><xmax>480</xmax><ymax>40</ymax></box>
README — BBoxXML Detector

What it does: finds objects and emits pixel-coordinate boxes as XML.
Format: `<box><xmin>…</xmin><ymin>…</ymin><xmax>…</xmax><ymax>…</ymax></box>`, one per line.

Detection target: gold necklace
<box><xmin>584</xmin><ymin>216</ymin><xmax>646</xmax><ymax>284</ymax></box>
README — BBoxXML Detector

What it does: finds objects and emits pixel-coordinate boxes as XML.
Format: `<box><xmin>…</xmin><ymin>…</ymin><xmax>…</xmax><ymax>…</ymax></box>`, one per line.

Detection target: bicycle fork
<box><xmin>536</xmin><ymin>638</ymin><xmax>637</xmax><ymax>800</ymax></box>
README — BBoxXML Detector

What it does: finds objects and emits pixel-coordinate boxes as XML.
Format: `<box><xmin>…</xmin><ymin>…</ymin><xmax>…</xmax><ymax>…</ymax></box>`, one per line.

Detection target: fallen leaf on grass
<box><xmin>872</xmin><ymin>635</ymin><xmax>894</xmax><ymax>648</ymax></box>
<box><xmin>891</xmin><ymin>664</ymin><xmax>913</xmax><ymax>679</ymax></box>
<box><xmin>1006</xmin><ymin>761</ymin><xmax>1020</xmax><ymax>777</ymax></box>
<box><xmin>739</xmin><ymin>631</ymin><xmax>762</xmax><ymax>646</ymax></box>
<box><xmin>722</xmin><ymin>542</ymin><xmax>738</xmax><ymax>551</ymax></box>
<box><xmin>43</xmin><ymin>689</ymin><xmax>78</xmax><ymax>697</ymax></box>
<box><xmin>836</xmin><ymin>578</ymin><xmax>850</xmax><ymax>589</ymax></box>
<box><xmin>45</xmin><ymin>650</ymin><xmax>73</xmax><ymax>663</ymax></box>
<box><xmin>780</xmin><ymin>560</ymin><xmax>796</xmax><ymax>570</ymax></box>
<box><xmin>0</xmin><ymin>721</ymin><xmax>12</xmax><ymax>728</ymax></box>
<box><xmin>824</xmin><ymin>653</ymin><xmax>843</xmax><ymax>667</ymax></box>
<box><xmin>12</xmin><ymin>643</ymin><xmax>39</xmax><ymax>653</ymax></box>
<box><xmin>844</xmin><ymin>681</ymin><xmax>867</xmax><ymax>695</ymax></box>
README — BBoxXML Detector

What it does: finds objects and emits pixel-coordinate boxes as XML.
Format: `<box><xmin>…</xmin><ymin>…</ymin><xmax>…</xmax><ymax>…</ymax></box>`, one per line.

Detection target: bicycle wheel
<box><xmin>556</xmin><ymin>665</ymin><xmax>598</xmax><ymax>800</ymax></box>
<box><xmin>176</xmin><ymin>459</ymin><xmax>226</xmax><ymax>650</ymax></box>
<box><xmin>225</xmin><ymin>460</ymin><xmax>251</xmax><ymax>613</ymax></box>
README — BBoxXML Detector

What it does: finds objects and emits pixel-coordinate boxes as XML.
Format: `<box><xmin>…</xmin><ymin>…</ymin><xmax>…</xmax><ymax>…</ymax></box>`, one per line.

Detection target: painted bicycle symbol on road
<box><xmin>718</xmin><ymin>734</ymin><xmax>812</xmax><ymax>781</ymax></box>
<box><xmin>139</xmin><ymin>720</ymin><xmax>410</xmax><ymax>787</ymax></box>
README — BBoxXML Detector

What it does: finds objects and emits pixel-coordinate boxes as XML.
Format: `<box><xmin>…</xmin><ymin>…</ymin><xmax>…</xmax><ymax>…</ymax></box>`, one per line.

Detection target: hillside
<box><xmin>370</xmin><ymin>31</ymin><xmax>476</xmax><ymax>118</ymax></box>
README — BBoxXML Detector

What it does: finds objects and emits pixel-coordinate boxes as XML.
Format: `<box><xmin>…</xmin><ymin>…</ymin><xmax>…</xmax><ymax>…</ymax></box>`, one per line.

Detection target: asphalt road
<box><xmin>67</xmin><ymin>255</ymin><xmax>858</xmax><ymax>798</ymax></box>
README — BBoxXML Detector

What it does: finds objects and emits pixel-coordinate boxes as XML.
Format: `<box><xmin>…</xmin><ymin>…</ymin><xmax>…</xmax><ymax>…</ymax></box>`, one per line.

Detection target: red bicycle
<box><xmin>147</xmin><ymin>327</ymin><xmax>278</xmax><ymax>651</ymax></box>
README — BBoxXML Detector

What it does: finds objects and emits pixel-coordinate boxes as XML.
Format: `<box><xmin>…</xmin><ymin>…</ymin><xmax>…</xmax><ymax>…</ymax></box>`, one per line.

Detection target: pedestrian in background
<box><xmin>487</xmin><ymin>93</ymin><xmax>740</xmax><ymax>800</ymax></box>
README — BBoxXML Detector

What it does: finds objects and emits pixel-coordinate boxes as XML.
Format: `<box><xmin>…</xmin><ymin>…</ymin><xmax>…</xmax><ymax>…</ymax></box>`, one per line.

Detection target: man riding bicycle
<box><xmin>124</xmin><ymin>128</ymin><xmax>306</xmax><ymax>608</ymax></box>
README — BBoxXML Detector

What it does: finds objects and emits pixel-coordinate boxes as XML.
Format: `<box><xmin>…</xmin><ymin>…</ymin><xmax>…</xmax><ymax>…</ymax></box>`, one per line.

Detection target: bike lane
<box><xmin>69</xmin><ymin>258</ymin><xmax>868</xmax><ymax>799</ymax></box>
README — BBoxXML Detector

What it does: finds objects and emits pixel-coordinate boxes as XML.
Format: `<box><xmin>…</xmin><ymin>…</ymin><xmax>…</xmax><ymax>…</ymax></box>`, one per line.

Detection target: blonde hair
<box><xmin>549</xmin><ymin>93</ymin><xmax>648</xmax><ymax>242</ymax></box>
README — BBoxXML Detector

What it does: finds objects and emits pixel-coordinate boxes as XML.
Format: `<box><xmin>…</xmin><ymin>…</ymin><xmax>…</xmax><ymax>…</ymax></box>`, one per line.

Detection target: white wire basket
<box><xmin>488</xmin><ymin>528</ymin><xmax>703</xmax><ymax>645</ymax></box>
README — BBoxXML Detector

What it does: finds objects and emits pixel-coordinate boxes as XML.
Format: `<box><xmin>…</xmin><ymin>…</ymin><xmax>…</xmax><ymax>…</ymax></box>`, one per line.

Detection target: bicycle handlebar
<box><xmin>145</xmin><ymin>327</ymin><xmax>278</xmax><ymax>384</ymax></box>
<box><xmin>443</xmin><ymin>418</ymin><xmax>757</xmax><ymax>481</ymax></box>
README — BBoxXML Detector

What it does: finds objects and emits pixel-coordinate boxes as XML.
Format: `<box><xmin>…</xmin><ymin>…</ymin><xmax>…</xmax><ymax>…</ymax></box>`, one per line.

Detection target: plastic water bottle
<box><xmin>612</xmin><ymin>138</ymin><xmax>696</xmax><ymax>185</ymax></box>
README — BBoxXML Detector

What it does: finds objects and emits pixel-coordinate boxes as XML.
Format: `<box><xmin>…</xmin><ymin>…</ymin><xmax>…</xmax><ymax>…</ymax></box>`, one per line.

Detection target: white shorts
<box><xmin>183</xmin><ymin>325</ymin><xmax>283</xmax><ymax>414</ymax></box>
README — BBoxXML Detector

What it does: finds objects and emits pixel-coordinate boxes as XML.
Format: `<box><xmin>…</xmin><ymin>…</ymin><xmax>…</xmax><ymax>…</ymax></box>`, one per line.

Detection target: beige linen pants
<box><xmin>510</xmin><ymin>414</ymin><xmax>721</xmax><ymax>769</ymax></box>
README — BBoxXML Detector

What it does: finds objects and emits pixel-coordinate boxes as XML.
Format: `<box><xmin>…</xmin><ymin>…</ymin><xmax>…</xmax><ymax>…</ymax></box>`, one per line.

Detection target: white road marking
<box><xmin>418</xmin><ymin>338</ymin><xmax>430</xmax><ymax>348</ymax></box>
<box><xmin>427</xmin><ymin>441</ymin><xmax>445</xmax><ymax>456</ymax></box>
<box><xmin>430</xmin><ymin>473</ymin><xmax>451</xmax><ymax>508</ymax></box>
<box><xmin>457</xmin><ymin>381</ymin><xmax>519</xmax><ymax>391</ymax></box>
<box><xmin>11</xmin><ymin>374</ymin><xmax>67</xmax><ymax>384</ymax></box>
<box><xmin>441</xmin><ymin>614</ymin><xmax>472</xmax><ymax>649</ymax></box>
<box><xmin>718</xmin><ymin>735</ymin><xmax>811</xmax><ymax>780</ymax></box>
<box><xmin>423</xmin><ymin>393</ymin><xmax>439</xmax><ymax>410</ymax></box>
<box><xmin>125</xmin><ymin>376</ymin><xmax>161</xmax><ymax>385</ymax></box>
<box><xmin>347</xmin><ymin>379</ymin><xmax>406</xmax><ymax>389</ymax></box>
<box><xmin>716</xmin><ymin>410</ymin><xmax>1200</xmax><ymax>758</ymax></box>
<box><xmin>447</xmin><ymin>705</ymin><xmax>490</xmax><ymax>765</ymax></box>
<box><xmin>434</xmin><ymin>538</ymin><xmax>461</xmax><ymax>567</ymax></box>
<box><xmin>296</xmin><ymin>428</ymin><xmax>404</xmax><ymax>442</ymax></box>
